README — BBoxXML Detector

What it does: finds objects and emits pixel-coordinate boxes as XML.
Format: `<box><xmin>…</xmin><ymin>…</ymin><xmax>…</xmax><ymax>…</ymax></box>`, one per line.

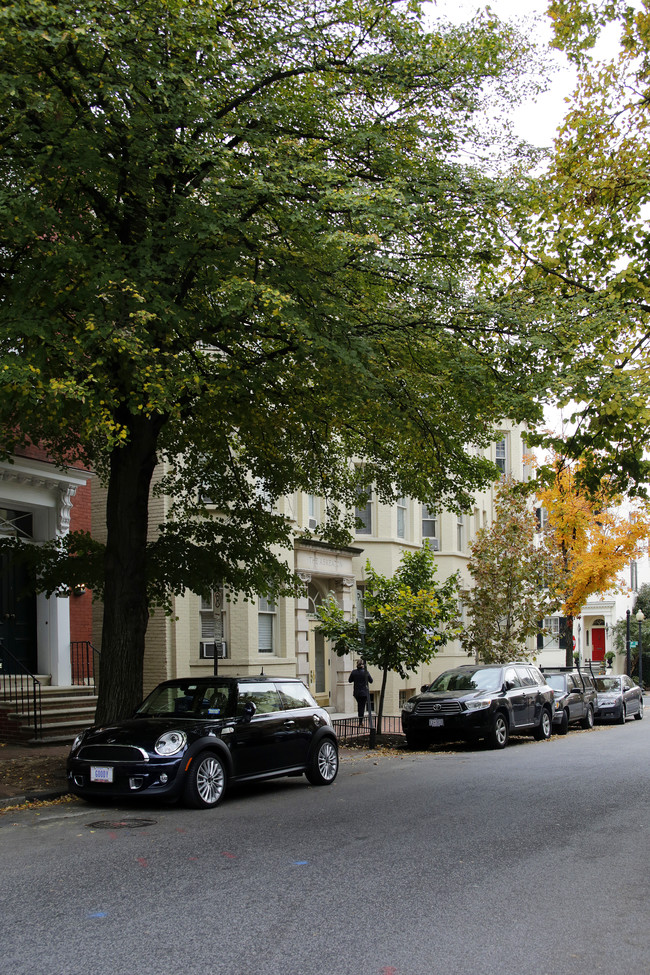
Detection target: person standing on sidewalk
<box><xmin>349</xmin><ymin>660</ymin><xmax>373</xmax><ymax>726</ymax></box>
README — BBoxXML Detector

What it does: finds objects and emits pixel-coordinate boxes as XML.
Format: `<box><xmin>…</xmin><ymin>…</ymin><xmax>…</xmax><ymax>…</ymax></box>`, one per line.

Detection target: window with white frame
<box><xmin>457</xmin><ymin>515</ymin><xmax>464</xmax><ymax>551</ymax></box>
<box><xmin>422</xmin><ymin>505</ymin><xmax>439</xmax><ymax>546</ymax></box>
<box><xmin>399</xmin><ymin>689</ymin><xmax>415</xmax><ymax>709</ymax></box>
<box><xmin>258</xmin><ymin>596</ymin><xmax>277</xmax><ymax>653</ymax></box>
<box><xmin>396</xmin><ymin>496</ymin><xmax>407</xmax><ymax>539</ymax></box>
<box><xmin>355</xmin><ymin>486</ymin><xmax>373</xmax><ymax>535</ymax></box>
<box><xmin>542</xmin><ymin>616</ymin><xmax>560</xmax><ymax>648</ymax></box>
<box><xmin>307</xmin><ymin>493</ymin><xmax>318</xmax><ymax>530</ymax></box>
<box><xmin>495</xmin><ymin>436</ymin><xmax>507</xmax><ymax>475</ymax></box>
<box><xmin>199</xmin><ymin>589</ymin><xmax>225</xmax><ymax>657</ymax></box>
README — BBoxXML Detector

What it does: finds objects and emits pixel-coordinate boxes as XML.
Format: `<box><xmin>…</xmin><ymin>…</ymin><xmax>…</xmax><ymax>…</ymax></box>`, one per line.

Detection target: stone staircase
<box><xmin>0</xmin><ymin>679</ymin><xmax>98</xmax><ymax>745</ymax></box>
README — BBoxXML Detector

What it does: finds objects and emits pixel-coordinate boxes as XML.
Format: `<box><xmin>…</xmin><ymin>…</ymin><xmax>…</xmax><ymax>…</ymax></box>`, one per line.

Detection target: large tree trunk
<box><xmin>95</xmin><ymin>415</ymin><xmax>163</xmax><ymax>724</ymax></box>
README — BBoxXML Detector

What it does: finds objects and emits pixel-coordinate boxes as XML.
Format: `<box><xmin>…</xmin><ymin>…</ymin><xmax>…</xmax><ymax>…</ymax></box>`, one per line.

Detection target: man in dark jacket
<box><xmin>349</xmin><ymin>660</ymin><xmax>373</xmax><ymax>726</ymax></box>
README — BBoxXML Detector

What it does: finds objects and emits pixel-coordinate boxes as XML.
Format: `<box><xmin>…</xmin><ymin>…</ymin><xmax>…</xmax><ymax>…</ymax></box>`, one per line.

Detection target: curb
<box><xmin>0</xmin><ymin>788</ymin><xmax>70</xmax><ymax>809</ymax></box>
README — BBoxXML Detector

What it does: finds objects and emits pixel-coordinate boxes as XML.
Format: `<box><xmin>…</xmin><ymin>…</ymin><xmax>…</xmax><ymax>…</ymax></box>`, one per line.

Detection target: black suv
<box><xmin>67</xmin><ymin>676</ymin><xmax>338</xmax><ymax>808</ymax></box>
<box><xmin>401</xmin><ymin>663</ymin><xmax>555</xmax><ymax>750</ymax></box>
<box><xmin>542</xmin><ymin>669</ymin><xmax>597</xmax><ymax>734</ymax></box>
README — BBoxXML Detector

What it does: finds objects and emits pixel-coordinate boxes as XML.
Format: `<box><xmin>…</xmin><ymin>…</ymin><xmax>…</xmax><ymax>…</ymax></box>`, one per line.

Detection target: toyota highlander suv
<box><xmin>401</xmin><ymin>663</ymin><xmax>555</xmax><ymax>750</ymax></box>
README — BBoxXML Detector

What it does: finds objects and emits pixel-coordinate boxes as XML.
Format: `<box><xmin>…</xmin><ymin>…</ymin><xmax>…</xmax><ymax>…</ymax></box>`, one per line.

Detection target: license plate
<box><xmin>90</xmin><ymin>766</ymin><xmax>114</xmax><ymax>783</ymax></box>
<box><xmin>429</xmin><ymin>718</ymin><xmax>444</xmax><ymax>727</ymax></box>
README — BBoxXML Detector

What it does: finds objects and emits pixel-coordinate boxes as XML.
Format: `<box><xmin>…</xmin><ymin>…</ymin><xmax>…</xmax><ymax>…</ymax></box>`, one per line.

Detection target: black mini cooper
<box><xmin>401</xmin><ymin>663</ymin><xmax>555</xmax><ymax>749</ymax></box>
<box><xmin>67</xmin><ymin>676</ymin><xmax>338</xmax><ymax>808</ymax></box>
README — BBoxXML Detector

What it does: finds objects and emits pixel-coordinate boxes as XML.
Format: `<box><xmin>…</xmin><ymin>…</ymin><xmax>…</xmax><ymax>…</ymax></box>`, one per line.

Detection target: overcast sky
<box><xmin>430</xmin><ymin>0</ymin><xmax>577</xmax><ymax>147</ymax></box>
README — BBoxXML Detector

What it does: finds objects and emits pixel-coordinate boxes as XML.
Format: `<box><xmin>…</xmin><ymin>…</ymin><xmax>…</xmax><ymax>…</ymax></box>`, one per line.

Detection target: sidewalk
<box><xmin>0</xmin><ymin>742</ymin><xmax>70</xmax><ymax>808</ymax></box>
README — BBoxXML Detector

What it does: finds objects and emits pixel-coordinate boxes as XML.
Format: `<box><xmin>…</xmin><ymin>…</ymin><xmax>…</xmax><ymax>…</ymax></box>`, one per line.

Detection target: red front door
<box><xmin>592</xmin><ymin>627</ymin><xmax>605</xmax><ymax>662</ymax></box>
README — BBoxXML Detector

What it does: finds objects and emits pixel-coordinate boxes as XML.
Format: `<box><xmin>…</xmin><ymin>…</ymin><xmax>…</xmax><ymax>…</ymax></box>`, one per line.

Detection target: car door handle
<box><xmin>283</xmin><ymin>720</ymin><xmax>296</xmax><ymax>728</ymax></box>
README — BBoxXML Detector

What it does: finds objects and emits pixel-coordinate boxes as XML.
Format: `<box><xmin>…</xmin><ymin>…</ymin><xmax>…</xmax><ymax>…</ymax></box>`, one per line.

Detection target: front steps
<box><xmin>0</xmin><ymin>683</ymin><xmax>98</xmax><ymax>745</ymax></box>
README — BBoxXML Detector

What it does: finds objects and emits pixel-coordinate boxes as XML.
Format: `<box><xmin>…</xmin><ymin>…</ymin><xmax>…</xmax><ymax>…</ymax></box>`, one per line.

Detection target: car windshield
<box><xmin>594</xmin><ymin>677</ymin><xmax>622</xmax><ymax>692</ymax></box>
<box><xmin>428</xmin><ymin>669</ymin><xmax>502</xmax><ymax>693</ymax></box>
<box><xmin>545</xmin><ymin>675</ymin><xmax>567</xmax><ymax>692</ymax></box>
<box><xmin>136</xmin><ymin>682</ymin><xmax>233</xmax><ymax>718</ymax></box>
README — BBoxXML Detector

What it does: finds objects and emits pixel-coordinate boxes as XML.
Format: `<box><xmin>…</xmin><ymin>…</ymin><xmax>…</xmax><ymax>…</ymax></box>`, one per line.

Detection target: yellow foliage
<box><xmin>538</xmin><ymin>456</ymin><xmax>650</xmax><ymax>616</ymax></box>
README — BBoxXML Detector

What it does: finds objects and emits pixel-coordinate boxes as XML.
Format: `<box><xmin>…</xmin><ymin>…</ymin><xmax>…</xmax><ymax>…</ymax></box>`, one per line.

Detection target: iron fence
<box><xmin>0</xmin><ymin>641</ymin><xmax>42</xmax><ymax>740</ymax></box>
<box><xmin>71</xmin><ymin>641</ymin><xmax>101</xmax><ymax>690</ymax></box>
<box><xmin>332</xmin><ymin>714</ymin><xmax>404</xmax><ymax>740</ymax></box>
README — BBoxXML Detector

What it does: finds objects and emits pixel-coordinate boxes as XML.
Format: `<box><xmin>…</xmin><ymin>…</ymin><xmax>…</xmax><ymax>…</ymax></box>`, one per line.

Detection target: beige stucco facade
<box><xmin>92</xmin><ymin>422</ymin><xmax>532</xmax><ymax>714</ymax></box>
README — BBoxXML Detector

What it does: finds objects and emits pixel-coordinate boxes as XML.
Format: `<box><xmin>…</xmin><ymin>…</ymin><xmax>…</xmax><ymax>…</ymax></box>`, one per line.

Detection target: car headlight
<box><xmin>155</xmin><ymin>730</ymin><xmax>188</xmax><ymax>756</ymax></box>
<box><xmin>70</xmin><ymin>732</ymin><xmax>85</xmax><ymax>756</ymax></box>
<box><xmin>402</xmin><ymin>700</ymin><xmax>416</xmax><ymax>713</ymax></box>
<box><xmin>465</xmin><ymin>698</ymin><xmax>491</xmax><ymax>712</ymax></box>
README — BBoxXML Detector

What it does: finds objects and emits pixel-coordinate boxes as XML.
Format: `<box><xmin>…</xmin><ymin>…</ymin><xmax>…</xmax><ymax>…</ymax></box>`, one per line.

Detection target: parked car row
<box><xmin>65</xmin><ymin>666</ymin><xmax>645</xmax><ymax>811</ymax></box>
<box><xmin>401</xmin><ymin>664</ymin><xmax>643</xmax><ymax>750</ymax></box>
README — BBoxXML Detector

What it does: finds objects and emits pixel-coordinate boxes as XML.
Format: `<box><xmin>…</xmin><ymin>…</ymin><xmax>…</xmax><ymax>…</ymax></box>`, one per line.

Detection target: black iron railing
<box><xmin>0</xmin><ymin>642</ymin><xmax>42</xmax><ymax>740</ymax></box>
<box><xmin>332</xmin><ymin>714</ymin><xmax>404</xmax><ymax>740</ymax></box>
<box><xmin>70</xmin><ymin>641</ymin><xmax>101</xmax><ymax>690</ymax></box>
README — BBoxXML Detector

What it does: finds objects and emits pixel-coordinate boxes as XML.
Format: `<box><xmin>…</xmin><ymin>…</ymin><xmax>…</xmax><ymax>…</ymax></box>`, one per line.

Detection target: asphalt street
<box><xmin>1</xmin><ymin>720</ymin><xmax>649</xmax><ymax>975</ymax></box>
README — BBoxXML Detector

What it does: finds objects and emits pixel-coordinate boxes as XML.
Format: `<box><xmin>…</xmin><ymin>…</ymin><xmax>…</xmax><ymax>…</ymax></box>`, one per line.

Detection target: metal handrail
<box><xmin>70</xmin><ymin>641</ymin><xmax>101</xmax><ymax>690</ymax></box>
<box><xmin>0</xmin><ymin>641</ymin><xmax>42</xmax><ymax>740</ymax></box>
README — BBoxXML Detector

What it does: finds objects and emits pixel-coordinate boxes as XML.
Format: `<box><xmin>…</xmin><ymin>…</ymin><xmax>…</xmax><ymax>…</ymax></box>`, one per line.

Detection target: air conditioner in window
<box><xmin>200</xmin><ymin>641</ymin><xmax>215</xmax><ymax>659</ymax></box>
<box><xmin>430</xmin><ymin>538</ymin><xmax>440</xmax><ymax>551</ymax></box>
<box><xmin>308</xmin><ymin>517</ymin><xmax>318</xmax><ymax>530</ymax></box>
<box><xmin>216</xmin><ymin>641</ymin><xmax>228</xmax><ymax>659</ymax></box>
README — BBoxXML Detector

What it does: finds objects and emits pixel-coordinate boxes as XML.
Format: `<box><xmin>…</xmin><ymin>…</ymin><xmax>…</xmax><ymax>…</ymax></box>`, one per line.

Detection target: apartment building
<box><xmin>124</xmin><ymin>423</ymin><xmax>532</xmax><ymax>716</ymax></box>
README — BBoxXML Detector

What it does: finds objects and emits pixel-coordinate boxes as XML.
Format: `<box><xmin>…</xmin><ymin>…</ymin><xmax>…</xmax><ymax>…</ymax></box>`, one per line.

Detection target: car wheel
<box><xmin>618</xmin><ymin>703</ymin><xmax>627</xmax><ymax>725</ymax></box>
<box><xmin>558</xmin><ymin>709</ymin><xmax>569</xmax><ymax>735</ymax></box>
<box><xmin>306</xmin><ymin>737</ymin><xmax>339</xmax><ymax>786</ymax></box>
<box><xmin>488</xmin><ymin>712</ymin><xmax>509</xmax><ymax>749</ymax></box>
<box><xmin>534</xmin><ymin>707</ymin><xmax>552</xmax><ymax>741</ymax></box>
<box><xmin>184</xmin><ymin>751</ymin><xmax>226</xmax><ymax>808</ymax></box>
<box><xmin>635</xmin><ymin>699</ymin><xmax>644</xmax><ymax>720</ymax></box>
<box><xmin>581</xmin><ymin>705</ymin><xmax>595</xmax><ymax>730</ymax></box>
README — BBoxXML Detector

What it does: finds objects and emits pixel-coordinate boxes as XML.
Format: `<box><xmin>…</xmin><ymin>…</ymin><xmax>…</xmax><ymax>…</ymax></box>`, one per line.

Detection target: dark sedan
<box><xmin>67</xmin><ymin>676</ymin><xmax>338</xmax><ymax>808</ymax></box>
<box><xmin>594</xmin><ymin>675</ymin><xmax>644</xmax><ymax>723</ymax></box>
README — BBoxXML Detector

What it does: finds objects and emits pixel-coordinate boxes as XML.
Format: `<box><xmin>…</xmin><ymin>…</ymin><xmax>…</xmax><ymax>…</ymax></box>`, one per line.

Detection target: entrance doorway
<box><xmin>0</xmin><ymin>550</ymin><xmax>37</xmax><ymax>673</ymax></box>
<box><xmin>308</xmin><ymin>620</ymin><xmax>330</xmax><ymax>707</ymax></box>
<box><xmin>591</xmin><ymin>626</ymin><xmax>606</xmax><ymax>663</ymax></box>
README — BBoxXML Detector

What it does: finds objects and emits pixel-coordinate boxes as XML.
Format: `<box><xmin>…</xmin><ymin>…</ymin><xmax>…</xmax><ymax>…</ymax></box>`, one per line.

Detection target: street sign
<box><xmin>630</xmin><ymin>641</ymin><xmax>638</xmax><ymax>648</ymax></box>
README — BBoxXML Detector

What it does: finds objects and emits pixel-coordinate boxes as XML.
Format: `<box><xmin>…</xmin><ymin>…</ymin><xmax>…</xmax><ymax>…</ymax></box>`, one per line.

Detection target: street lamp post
<box><xmin>637</xmin><ymin>610</ymin><xmax>645</xmax><ymax>690</ymax></box>
<box><xmin>626</xmin><ymin>609</ymin><xmax>631</xmax><ymax>676</ymax></box>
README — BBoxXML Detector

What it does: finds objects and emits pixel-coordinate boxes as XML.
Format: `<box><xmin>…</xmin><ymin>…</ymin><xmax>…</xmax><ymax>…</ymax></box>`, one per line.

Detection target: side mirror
<box><xmin>503</xmin><ymin>680</ymin><xmax>515</xmax><ymax>692</ymax></box>
<box><xmin>241</xmin><ymin>701</ymin><xmax>257</xmax><ymax>723</ymax></box>
<box><xmin>421</xmin><ymin>685</ymin><xmax>430</xmax><ymax>693</ymax></box>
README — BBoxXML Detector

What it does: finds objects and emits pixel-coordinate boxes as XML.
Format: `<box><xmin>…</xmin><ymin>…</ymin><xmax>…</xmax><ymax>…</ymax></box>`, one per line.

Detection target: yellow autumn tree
<box><xmin>538</xmin><ymin>456</ymin><xmax>650</xmax><ymax>666</ymax></box>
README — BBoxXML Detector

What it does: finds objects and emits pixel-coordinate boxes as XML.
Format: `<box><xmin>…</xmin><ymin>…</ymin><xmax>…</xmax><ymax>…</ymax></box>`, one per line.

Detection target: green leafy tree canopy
<box><xmin>461</xmin><ymin>477</ymin><xmax>560</xmax><ymax>664</ymax></box>
<box><xmin>1</xmin><ymin>0</ymin><xmax>555</xmax><ymax>721</ymax></box>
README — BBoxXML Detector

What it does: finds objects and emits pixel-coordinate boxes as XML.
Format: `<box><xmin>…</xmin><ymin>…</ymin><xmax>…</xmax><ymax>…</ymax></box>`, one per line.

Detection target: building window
<box><xmin>397</xmin><ymin>496</ymin><xmax>407</xmax><ymax>539</ymax></box>
<box><xmin>495</xmin><ymin>436</ymin><xmax>507</xmax><ymax>475</ymax></box>
<box><xmin>199</xmin><ymin>589</ymin><xmax>225</xmax><ymax>658</ymax></box>
<box><xmin>457</xmin><ymin>515</ymin><xmax>464</xmax><ymax>551</ymax></box>
<box><xmin>258</xmin><ymin>596</ymin><xmax>277</xmax><ymax>653</ymax></box>
<box><xmin>631</xmin><ymin>560</ymin><xmax>638</xmax><ymax>592</ymax></box>
<box><xmin>422</xmin><ymin>505</ymin><xmax>439</xmax><ymax>548</ymax></box>
<box><xmin>355</xmin><ymin>486</ymin><xmax>373</xmax><ymax>535</ymax></box>
<box><xmin>307</xmin><ymin>494</ymin><xmax>318</xmax><ymax>531</ymax></box>
<box><xmin>399</xmin><ymin>689</ymin><xmax>415</xmax><ymax>709</ymax></box>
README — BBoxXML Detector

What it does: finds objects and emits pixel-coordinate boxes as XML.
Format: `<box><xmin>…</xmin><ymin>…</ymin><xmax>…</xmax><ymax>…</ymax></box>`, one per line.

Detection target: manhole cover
<box><xmin>86</xmin><ymin>819</ymin><xmax>156</xmax><ymax>829</ymax></box>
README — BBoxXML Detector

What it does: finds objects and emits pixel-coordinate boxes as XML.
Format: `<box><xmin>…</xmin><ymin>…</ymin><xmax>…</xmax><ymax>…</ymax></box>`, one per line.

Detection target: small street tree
<box><xmin>314</xmin><ymin>544</ymin><xmax>460</xmax><ymax>735</ymax></box>
<box><xmin>461</xmin><ymin>477</ymin><xmax>560</xmax><ymax>664</ymax></box>
<box><xmin>538</xmin><ymin>456</ymin><xmax>650</xmax><ymax>666</ymax></box>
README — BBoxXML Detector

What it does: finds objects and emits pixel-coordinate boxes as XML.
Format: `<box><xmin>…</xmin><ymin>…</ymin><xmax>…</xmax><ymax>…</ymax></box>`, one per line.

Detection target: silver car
<box><xmin>594</xmin><ymin>675</ymin><xmax>644</xmax><ymax>724</ymax></box>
